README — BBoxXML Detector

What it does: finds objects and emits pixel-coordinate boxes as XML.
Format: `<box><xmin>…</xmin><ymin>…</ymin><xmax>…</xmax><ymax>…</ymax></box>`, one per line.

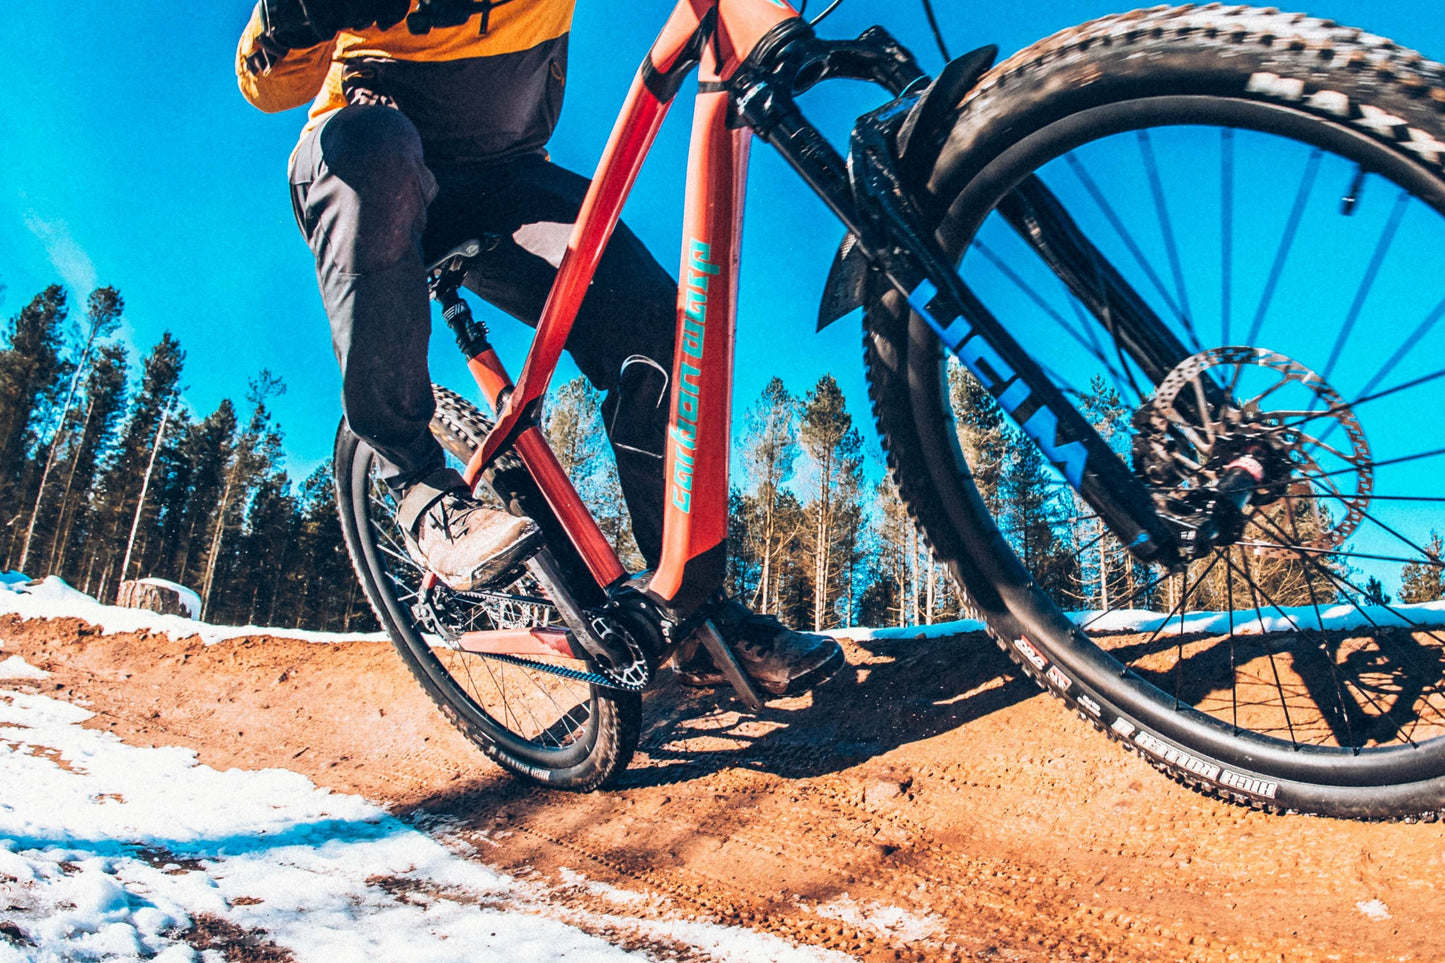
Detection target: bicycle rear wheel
<box><xmin>866</xmin><ymin>6</ymin><xmax>1445</xmax><ymax>817</ymax></box>
<box><xmin>334</xmin><ymin>385</ymin><xmax>640</xmax><ymax>791</ymax></box>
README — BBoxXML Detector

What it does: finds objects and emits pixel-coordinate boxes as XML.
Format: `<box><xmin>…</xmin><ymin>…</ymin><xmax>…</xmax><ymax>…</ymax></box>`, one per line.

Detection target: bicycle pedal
<box><xmin>692</xmin><ymin>621</ymin><xmax>765</xmax><ymax>712</ymax></box>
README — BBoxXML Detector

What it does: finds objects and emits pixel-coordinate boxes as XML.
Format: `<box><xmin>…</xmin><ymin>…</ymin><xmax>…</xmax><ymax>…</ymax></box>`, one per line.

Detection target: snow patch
<box><xmin>0</xmin><ymin>655</ymin><xmax>49</xmax><ymax>679</ymax></box>
<box><xmin>834</xmin><ymin>618</ymin><xmax>986</xmax><ymax>642</ymax></box>
<box><xmin>0</xmin><ymin>574</ymin><xmax>388</xmax><ymax>646</ymax></box>
<box><xmin>1356</xmin><ymin>898</ymin><xmax>1392</xmax><ymax>921</ymax></box>
<box><xmin>0</xmin><ymin>686</ymin><xmax>641</xmax><ymax>961</ymax></box>
<box><xmin>811</xmin><ymin>891</ymin><xmax>944</xmax><ymax>942</ymax></box>
<box><xmin>1072</xmin><ymin>600</ymin><xmax>1445</xmax><ymax>636</ymax></box>
<box><xmin>0</xmin><ymin>675</ymin><xmax>846</xmax><ymax>961</ymax></box>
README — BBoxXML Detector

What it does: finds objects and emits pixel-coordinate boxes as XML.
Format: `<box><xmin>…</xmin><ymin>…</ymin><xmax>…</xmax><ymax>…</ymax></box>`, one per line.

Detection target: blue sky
<box><xmin>3</xmin><ymin>0</ymin><xmax>1441</xmax><ymax>487</ymax></box>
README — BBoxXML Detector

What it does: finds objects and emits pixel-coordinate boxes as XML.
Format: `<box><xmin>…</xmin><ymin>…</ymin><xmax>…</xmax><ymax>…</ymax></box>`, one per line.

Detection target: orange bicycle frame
<box><xmin>461</xmin><ymin>0</ymin><xmax>802</xmax><ymax>620</ymax></box>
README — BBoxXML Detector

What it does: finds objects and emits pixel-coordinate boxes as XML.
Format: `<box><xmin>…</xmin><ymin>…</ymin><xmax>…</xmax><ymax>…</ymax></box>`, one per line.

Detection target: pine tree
<box><xmin>199</xmin><ymin>372</ymin><xmax>285</xmax><ymax>621</ymax></box>
<box><xmin>1399</xmin><ymin>531</ymin><xmax>1445</xmax><ymax>604</ymax></box>
<box><xmin>738</xmin><ymin>377</ymin><xmax>802</xmax><ymax>614</ymax></box>
<box><xmin>870</xmin><ymin>473</ymin><xmax>915</xmax><ymax>627</ymax></box>
<box><xmin>46</xmin><ymin>343</ymin><xmax>129</xmax><ymax>577</ymax></box>
<box><xmin>292</xmin><ymin>462</ymin><xmax>367</xmax><ymax>631</ymax></box>
<box><xmin>17</xmin><ymin>287</ymin><xmax>124</xmax><ymax>572</ymax></box>
<box><xmin>236</xmin><ymin>473</ymin><xmax>301</xmax><ymax>626</ymax></box>
<box><xmin>1072</xmin><ymin>375</ymin><xmax>1135</xmax><ymax>610</ymax></box>
<box><xmin>1000</xmin><ymin>439</ymin><xmax>1077</xmax><ymax>598</ymax></box>
<box><xmin>0</xmin><ymin>286</ymin><xmax>72</xmax><ymax>568</ymax></box>
<box><xmin>84</xmin><ymin>333</ymin><xmax>185</xmax><ymax>596</ymax></box>
<box><xmin>1363</xmin><ymin>576</ymin><xmax>1391</xmax><ymax>606</ymax></box>
<box><xmin>543</xmin><ymin>376</ymin><xmax>640</xmax><ymax>569</ymax></box>
<box><xmin>948</xmin><ymin>363</ymin><xmax>1008</xmax><ymax>517</ymax></box>
<box><xmin>169</xmin><ymin>402</ymin><xmax>237</xmax><ymax>587</ymax></box>
<box><xmin>800</xmin><ymin>374</ymin><xmax>865</xmax><ymax>630</ymax></box>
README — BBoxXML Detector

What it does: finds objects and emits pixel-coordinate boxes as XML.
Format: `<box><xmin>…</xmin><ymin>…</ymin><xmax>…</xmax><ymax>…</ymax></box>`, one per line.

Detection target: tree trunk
<box><xmin>200</xmin><ymin>474</ymin><xmax>237</xmax><ymax>622</ymax></box>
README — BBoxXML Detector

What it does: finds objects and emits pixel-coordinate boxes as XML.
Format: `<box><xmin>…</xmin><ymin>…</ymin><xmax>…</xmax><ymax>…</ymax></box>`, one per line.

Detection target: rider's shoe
<box><xmin>673</xmin><ymin>596</ymin><xmax>847</xmax><ymax>697</ymax></box>
<box><xmin>397</xmin><ymin>468</ymin><xmax>542</xmax><ymax>592</ymax></box>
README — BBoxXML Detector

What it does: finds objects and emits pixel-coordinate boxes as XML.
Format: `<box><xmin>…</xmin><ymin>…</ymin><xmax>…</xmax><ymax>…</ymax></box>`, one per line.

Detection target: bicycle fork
<box><xmin>725</xmin><ymin>17</ymin><xmax>1191</xmax><ymax>569</ymax></box>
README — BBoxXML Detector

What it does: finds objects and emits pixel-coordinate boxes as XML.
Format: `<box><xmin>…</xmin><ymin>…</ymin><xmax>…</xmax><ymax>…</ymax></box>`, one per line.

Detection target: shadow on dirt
<box><xmin>396</xmin><ymin>629</ymin><xmax>1040</xmax><ymax>818</ymax></box>
<box><xmin>622</xmin><ymin>630</ymin><xmax>1037</xmax><ymax>788</ymax></box>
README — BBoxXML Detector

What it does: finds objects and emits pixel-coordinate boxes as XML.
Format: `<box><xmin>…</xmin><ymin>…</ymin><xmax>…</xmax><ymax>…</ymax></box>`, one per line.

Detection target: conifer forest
<box><xmin>3</xmin><ymin>281</ymin><xmax>1435</xmax><ymax>631</ymax></box>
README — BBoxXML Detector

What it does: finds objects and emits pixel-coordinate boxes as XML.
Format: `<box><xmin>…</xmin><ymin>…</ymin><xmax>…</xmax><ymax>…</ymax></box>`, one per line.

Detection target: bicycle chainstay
<box><xmin>413</xmin><ymin>585</ymin><xmax>652</xmax><ymax>692</ymax></box>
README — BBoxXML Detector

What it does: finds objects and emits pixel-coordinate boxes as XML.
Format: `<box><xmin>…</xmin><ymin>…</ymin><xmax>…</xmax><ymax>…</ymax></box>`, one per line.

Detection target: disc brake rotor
<box><xmin>1135</xmin><ymin>346</ymin><xmax>1373</xmax><ymax>557</ymax></box>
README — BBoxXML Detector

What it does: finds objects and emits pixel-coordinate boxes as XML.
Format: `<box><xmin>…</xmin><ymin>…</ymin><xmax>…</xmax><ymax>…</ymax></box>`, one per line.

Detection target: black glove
<box><xmin>259</xmin><ymin>0</ymin><xmax>411</xmax><ymax>51</ymax></box>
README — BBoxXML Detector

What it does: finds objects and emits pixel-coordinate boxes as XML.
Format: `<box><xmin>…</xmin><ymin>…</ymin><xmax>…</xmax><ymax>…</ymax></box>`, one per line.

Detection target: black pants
<box><xmin>289</xmin><ymin>104</ymin><xmax>675</xmax><ymax>566</ymax></box>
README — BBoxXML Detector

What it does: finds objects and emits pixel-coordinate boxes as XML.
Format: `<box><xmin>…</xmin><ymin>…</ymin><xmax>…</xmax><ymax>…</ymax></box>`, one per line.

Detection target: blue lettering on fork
<box><xmin>908</xmin><ymin>280</ymin><xmax>1089</xmax><ymax>489</ymax></box>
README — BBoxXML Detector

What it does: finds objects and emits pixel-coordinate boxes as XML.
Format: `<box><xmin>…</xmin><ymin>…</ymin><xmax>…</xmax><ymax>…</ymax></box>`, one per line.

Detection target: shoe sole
<box><xmin>457</xmin><ymin>525</ymin><xmax>545</xmax><ymax>591</ymax></box>
<box><xmin>674</xmin><ymin>643</ymin><xmax>848</xmax><ymax>698</ymax></box>
<box><xmin>769</xmin><ymin>643</ymin><xmax>848</xmax><ymax>697</ymax></box>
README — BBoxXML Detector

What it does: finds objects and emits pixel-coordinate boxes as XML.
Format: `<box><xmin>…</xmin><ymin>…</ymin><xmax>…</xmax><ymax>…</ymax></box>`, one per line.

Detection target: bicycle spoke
<box><xmin>1248</xmin><ymin>509</ymin><xmax>1445</xmax><ymax>650</ymax></box>
<box><xmin>1297</xmin><ymin>551</ymin><xmax>1362</xmax><ymax>749</ymax></box>
<box><xmin>1321</xmin><ymin>189</ymin><xmax>1411</xmax><ymax>382</ymax></box>
<box><xmin>1238</xmin><ymin>516</ymin><xmax>1445</xmax><ymax>741</ymax></box>
<box><xmin>1280</xmin><ymin>492</ymin><xmax>1445</xmax><ymax>504</ymax></box>
<box><xmin>1349</xmin><ymin>506</ymin><xmax>1445</xmax><ymax>567</ymax></box>
<box><xmin>1244</xmin><ymin>147</ymin><xmax>1322</xmax><ymax>346</ymax></box>
<box><xmin>1221</xmin><ymin>127</ymin><xmax>1235</xmax><ymax>346</ymax></box>
<box><xmin>1065</xmin><ymin>153</ymin><xmax>1189</xmax><ymax>324</ymax></box>
<box><xmin>1352</xmin><ymin>292</ymin><xmax>1445</xmax><ymax>403</ymax></box>
<box><xmin>1225</xmin><ymin>552</ymin><xmax>1346</xmax><ymax>746</ymax></box>
<box><xmin>1138</xmin><ymin>131</ymin><xmax>1197</xmax><ymax>345</ymax></box>
<box><xmin>1230</xmin><ymin>551</ymin><xmax>1303</xmax><ymax>746</ymax></box>
<box><xmin>972</xmin><ymin>238</ymin><xmax>1107</xmax><ymax>363</ymax></box>
<box><xmin>1313</xmin><ymin>444</ymin><xmax>1445</xmax><ymax>482</ymax></box>
<box><xmin>1280</xmin><ymin>366</ymin><xmax>1445</xmax><ymax>434</ymax></box>
<box><xmin>1226</xmin><ymin>564</ymin><xmax>1239</xmax><ymax>733</ymax></box>
<box><xmin>1064</xmin><ymin>291</ymin><xmax>1133</xmax><ymax>397</ymax></box>
<box><xmin>1234</xmin><ymin>541</ymin><xmax>1439</xmax><ymax>568</ymax></box>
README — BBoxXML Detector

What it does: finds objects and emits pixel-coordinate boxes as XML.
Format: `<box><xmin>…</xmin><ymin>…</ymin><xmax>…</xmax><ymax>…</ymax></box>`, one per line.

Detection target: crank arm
<box><xmin>524</xmin><ymin>549</ymin><xmax>644</xmax><ymax>680</ymax></box>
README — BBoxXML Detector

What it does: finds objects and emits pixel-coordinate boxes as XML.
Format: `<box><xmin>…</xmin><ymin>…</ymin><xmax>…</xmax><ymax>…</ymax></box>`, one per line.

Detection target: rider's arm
<box><xmin>235</xmin><ymin>3</ymin><xmax>334</xmax><ymax>113</ymax></box>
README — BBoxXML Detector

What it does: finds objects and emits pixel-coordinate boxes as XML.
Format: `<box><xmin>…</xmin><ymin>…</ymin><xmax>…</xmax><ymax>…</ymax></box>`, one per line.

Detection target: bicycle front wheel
<box><xmin>866</xmin><ymin>6</ymin><xmax>1445</xmax><ymax>818</ymax></box>
<box><xmin>334</xmin><ymin>385</ymin><xmax>640</xmax><ymax>791</ymax></box>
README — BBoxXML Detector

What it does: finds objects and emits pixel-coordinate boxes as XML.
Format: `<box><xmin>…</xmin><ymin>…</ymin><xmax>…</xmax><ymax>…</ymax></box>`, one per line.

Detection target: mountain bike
<box><xmin>334</xmin><ymin>0</ymin><xmax>1445</xmax><ymax>819</ymax></box>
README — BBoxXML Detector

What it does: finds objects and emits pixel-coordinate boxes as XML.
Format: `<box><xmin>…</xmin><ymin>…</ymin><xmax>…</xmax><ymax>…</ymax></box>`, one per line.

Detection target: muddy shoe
<box><xmin>674</xmin><ymin>597</ymin><xmax>846</xmax><ymax>697</ymax></box>
<box><xmin>397</xmin><ymin>468</ymin><xmax>542</xmax><ymax>592</ymax></box>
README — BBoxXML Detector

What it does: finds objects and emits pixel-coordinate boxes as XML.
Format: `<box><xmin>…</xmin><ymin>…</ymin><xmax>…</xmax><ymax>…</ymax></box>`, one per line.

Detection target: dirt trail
<box><xmin>4</xmin><ymin>612</ymin><xmax>1442</xmax><ymax>962</ymax></box>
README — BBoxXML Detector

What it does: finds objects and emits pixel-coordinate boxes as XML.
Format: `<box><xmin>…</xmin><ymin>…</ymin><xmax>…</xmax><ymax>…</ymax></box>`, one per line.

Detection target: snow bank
<box><xmin>0</xmin><ymin>672</ymin><xmax>642</xmax><ymax>960</ymax></box>
<box><xmin>8</xmin><ymin>565</ymin><xmax>1440</xmax><ymax>660</ymax></box>
<box><xmin>0</xmin><ymin>578</ymin><xmax>854</xmax><ymax>960</ymax></box>
<box><xmin>1072</xmin><ymin>599</ymin><xmax>1445</xmax><ymax>635</ymax></box>
<box><xmin>0</xmin><ymin>573</ymin><xmax>387</xmax><ymax>646</ymax></box>
<box><xmin>0</xmin><ymin>659</ymin><xmax>847</xmax><ymax>961</ymax></box>
<box><xmin>833</xmin><ymin>618</ymin><xmax>987</xmax><ymax>642</ymax></box>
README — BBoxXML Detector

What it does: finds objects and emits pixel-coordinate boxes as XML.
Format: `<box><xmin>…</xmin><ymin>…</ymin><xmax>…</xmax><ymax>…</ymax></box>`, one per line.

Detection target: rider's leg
<box><xmin>289</xmin><ymin>105</ymin><xmax>540</xmax><ymax>590</ymax></box>
<box><xmin>426</xmin><ymin>154</ymin><xmax>845</xmax><ymax>694</ymax></box>
<box><xmin>424</xmin><ymin>154</ymin><xmax>672</xmax><ymax>567</ymax></box>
